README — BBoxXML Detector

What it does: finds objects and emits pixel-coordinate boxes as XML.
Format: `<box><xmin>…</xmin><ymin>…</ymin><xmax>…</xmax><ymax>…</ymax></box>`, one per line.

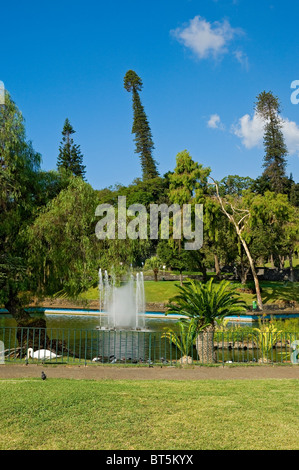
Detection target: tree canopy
<box><xmin>57</xmin><ymin>118</ymin><xmax>86</xmax><ymax>179</ymax></box>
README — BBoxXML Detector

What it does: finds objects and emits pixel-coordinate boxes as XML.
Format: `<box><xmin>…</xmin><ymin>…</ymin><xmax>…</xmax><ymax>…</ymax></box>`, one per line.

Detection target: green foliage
<box><xmin>157</xmin><ymin>240</ymin><xmax>204</xmax><ymax>275</ymax></box>
<box><xmin>167</xmin><ymin>278</ymin><xmax>247</xmax><ymax>330</ymax></box>
<box><xmin>219</xmin><ymin>175</ymin><xmax>255</xmax><ymax>196</ymax></box>
<box><xmin>242</xmin><ymin>191</ymin><xmax>298</xmax><ymax>266</ymax></box>
<box><xmin>255</xmin><ymin>91</ymin><xmax>288</xmax><ymax>194</ymax></box>
<box><xmin>144</xmin><ymin>256</ymin><xmax>161</xmax><ymax>281</ymax></box>
<box><xmin>169</xmin><ymin>149</ymin><xmax>210</xmax><ymax>205</ymax></box>
<box><xmin>251</xmin><ymin>321</ymin><xmax>283</xmax><ymax>358</ymax></box>
<box><xmin>161</xmin><ymin>319</ymin><xmax>199</xmax><ymax>357</ymax></box>
<box><xmin>97</xmin><ymin>176</ymin><xmax>170</xmax><ymax>209</ymax></box>
<box><xmin>124</xmin><ymin>70</ymin><xmax>159</xmax><ymax>180</ymax></box>
<box><xmin>57</xmin><ymin>118</ymin><xmax>86</xmax><ymax>178</ymax></box>
<box><xmin>0</xmin><ymin>92</ymin><xmax>42</xmax><ymax>311</ymax></box>
<box><xmin>27</xmin><ymin>177</ymin><xmax>99</xmax><ymax>297</ymax></box>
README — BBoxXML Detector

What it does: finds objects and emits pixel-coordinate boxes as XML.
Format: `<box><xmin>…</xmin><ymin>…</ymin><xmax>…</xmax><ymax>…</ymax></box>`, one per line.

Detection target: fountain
<box><xmin>98</xmin><ymin>269</ymin><xmax>146</xmax><ymax>330</ymax></box>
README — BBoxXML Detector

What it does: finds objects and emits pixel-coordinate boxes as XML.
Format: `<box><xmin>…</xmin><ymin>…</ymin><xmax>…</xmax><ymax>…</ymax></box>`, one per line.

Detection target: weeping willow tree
<box><xmin>27</xmin><ymin>177</ymin><xmax>101</xmax><ymax>298</ymax></box>
<box><xmin>28</xmin><ymin>177</ymin><xmax>153</xmax><ymax>297</ymax></box>
<box><xmin>0</xmin><ymin>91</ymin><xmax>42</xmax><ymax>324</ymax></box>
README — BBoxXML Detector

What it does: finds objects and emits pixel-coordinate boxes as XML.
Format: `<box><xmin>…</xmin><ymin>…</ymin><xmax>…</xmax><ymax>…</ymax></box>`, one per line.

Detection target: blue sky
<box><xmin>1</xmin><ymin>0</ymin><xmax>299</xmax><ymax>189</ymax></box>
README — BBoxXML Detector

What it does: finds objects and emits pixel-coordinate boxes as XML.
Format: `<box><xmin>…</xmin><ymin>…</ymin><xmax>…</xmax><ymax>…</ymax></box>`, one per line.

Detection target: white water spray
<box><xmin>98</xmin><ymin>270</ymin><xmax>146</xmax><ymax>330</ymax></box>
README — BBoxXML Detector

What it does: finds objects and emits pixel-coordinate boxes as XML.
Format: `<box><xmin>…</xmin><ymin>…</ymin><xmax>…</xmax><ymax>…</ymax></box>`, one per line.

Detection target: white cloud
<box><xmin>171</xmin><ymin>16</ymin><xmax>242</xmax><ymax>60</ymax></box>
<box><xmin>233</xmin><ymin>50</ymin><xmax>249</xmax><ymax>70</ymax></box>
<box><xmin>232</xmin><ymin>112</ymin><xmax>299</xmax><ymax>156</ymax></box>
<box><xmin>232</xmin><ymin>112</ymin><xmax>264</xmax><ymax>149</ymax></box>
<box><xmin>207</xmin><ymin>114</ymin><xmax>225</xmax><ymax>130</ymax></box>
<box><xmin>281</xmin><ymin>118</ymin><xmax>299</xmax><ymax>155</ymax></box>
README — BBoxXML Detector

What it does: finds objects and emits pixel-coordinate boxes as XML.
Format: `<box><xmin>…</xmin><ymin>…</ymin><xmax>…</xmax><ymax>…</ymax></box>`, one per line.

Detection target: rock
<box><xmin>178</xmin><ymin>356</ymin><xmax>193</xmax><ymax>364</ymax></box>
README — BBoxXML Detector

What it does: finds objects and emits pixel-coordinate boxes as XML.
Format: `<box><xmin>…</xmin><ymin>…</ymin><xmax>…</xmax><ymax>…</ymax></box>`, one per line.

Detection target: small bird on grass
<box><xmin>41</xmin><ymin>371</ymin><xmax>47</xmax><ymax>381</ymax></box>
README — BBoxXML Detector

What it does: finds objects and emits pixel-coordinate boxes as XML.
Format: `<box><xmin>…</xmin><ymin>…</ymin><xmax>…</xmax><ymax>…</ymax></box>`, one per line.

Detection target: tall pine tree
<box><xmin>57</xmin><ymin>118</ymin><xmax>86</xmax><ymax>178</ymax></box>
<box><xmin>124</xmin><ymin>70</ymin><xmax>159</xmax><ymax>180</ymax></box>
<box><xmin>255</xmin><ymin>91</ymin><xmax>287</xmax><ymax>194</ymax></box>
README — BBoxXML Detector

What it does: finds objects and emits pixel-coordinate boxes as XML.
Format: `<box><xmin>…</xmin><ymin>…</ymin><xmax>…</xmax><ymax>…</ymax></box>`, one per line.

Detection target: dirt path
<box><xmin>0</xmin><ymin>364</ymin><xmax>298</xmax><ymax>381</ymax></box>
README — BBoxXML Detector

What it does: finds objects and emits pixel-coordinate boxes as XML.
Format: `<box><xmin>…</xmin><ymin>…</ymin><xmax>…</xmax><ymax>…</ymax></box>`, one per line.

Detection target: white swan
<box><xmin>92</xmin><ymin>356</ymin><xmax>102</xmax><ymax>362</ymax></box>
<box><xmin>26</xmin><ymin>348</ymin><xmax>61</xmax><ymax>360</ymax></box>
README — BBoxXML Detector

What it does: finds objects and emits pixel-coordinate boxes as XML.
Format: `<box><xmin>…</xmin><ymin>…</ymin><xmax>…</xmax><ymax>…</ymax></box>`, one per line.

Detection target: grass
<box><xmin>264</xmin><ymin>258</ymin><xmax>299</xmax><ymax>269</ymax></box>
<box><xmin>0</xmin><ymin>378</ymin><xmax>298</xmax><ymax>450</ymax></box>
<box><xmin>79</xmin><ymin>279</ymin><xmax>299</xmax><ymax>307</ymax></box>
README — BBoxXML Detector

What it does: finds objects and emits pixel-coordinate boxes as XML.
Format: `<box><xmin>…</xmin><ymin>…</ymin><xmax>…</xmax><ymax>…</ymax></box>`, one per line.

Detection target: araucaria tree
<box><xmin>124</xmin><ymin>70</ymin><xmax>159</xmax><ymax>180</ymax></box>
<box><xmin>57</xmin><ymin>118</ymin><xmax>86</xmax><ymax>178</ymax></box>
<box><xmin>255</xmin><ymin>91</ymin><xmax>287</xmax><ymax>194</ymax></box>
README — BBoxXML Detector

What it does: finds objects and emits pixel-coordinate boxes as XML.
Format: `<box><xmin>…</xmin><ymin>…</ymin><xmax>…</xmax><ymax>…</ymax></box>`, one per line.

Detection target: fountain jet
<box><xmin>98</xmin><ymin>270</ymin><xmax>146</xmax><ymax>330</ymax></box>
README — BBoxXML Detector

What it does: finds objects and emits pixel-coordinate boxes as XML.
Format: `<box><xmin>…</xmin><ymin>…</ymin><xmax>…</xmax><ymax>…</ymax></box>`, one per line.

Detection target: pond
<box><xmin>0</xmin><ymin>311</ymin><xmax>297</xmax><ymax>364</ymax></box>
<box><xmin>0</xmin><ymin>310</ymin><xmax>254</xmax><ymax>331</ymax></box>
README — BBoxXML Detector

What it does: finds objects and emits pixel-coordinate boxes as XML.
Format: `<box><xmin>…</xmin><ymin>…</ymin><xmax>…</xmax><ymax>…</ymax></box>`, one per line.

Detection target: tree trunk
<box><xmin>153</xmin><ymin>269</ymin><xmax>158</xmax><ymax>282</ymax></box>
<box><xmin>4</xmin><ymin>296</ymin><xmax>31</xmax><ymax>325</ymax></box>
<box><xmin>270</xmin><ymin>254</ymin><xmax>275</xmax><ymax>269</ymax></box>
<box><xmin>240</xmin><ymin>238</ymin><xmax>263</xmax><ymax>310</ymax></box>
<box><xmin>212</xmin><ymin>179</ymin><xmax>263</xmax><ymax>310</ymax></box>
<box><xmin>239</xmin><ymin>252</ymin><xmax>249</xmax><ymax>284</ymax></box>
<box><xmin>179</xmin><ymin>270</ymin><xmax>183</xmax><ymax>287</ymax></box>
<box><xmin>199</xmin><ymin>262</ymin><xmax>207</xmax><ymax>283</ymax></box>
<box><xmin>214</xmin><ymin>254</ymin><xmax>221</xmax><ymax>279</ymax></box>
<box><xmin>240</xmin><ymin>266</ymin><xmax>249</xmax><ymax>285</ymax></box>
<box><xmin>196</xmin><ymin>325</ymin><xmax>216</xmax><ymax>363</ymax></box>
<box><xmin>279</xmin><ymin>255</ymin><xmax>285</xmax><ymax>270</ymax></box>
<box><xmin>289</xmin><ymin>252</ymin><xmax>294</xmax><ymax>282</ymax></box>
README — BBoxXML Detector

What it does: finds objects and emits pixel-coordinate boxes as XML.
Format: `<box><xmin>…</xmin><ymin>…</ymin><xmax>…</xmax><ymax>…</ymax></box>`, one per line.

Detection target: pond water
<box><xmin>0</xmin><ymin>312</ymin><xmax>254</xmax><ymax>331</ymax></box>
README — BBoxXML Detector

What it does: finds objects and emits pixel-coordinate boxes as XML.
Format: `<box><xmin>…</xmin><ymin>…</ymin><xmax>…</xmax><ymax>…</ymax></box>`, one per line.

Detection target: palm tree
<box><xmin>144</xmin><ymin>256</ymin><xmax>161</xmax><ymax>282</ymax></box>
<box><xmin>166</xmin><ymin>278</ymin><xmax>246</xmax><ymax>363</ymax></box>
<box><xmin>161</xmin><ymin>318</ymin><xmax>200</xmax><ymax>362</ymax></box>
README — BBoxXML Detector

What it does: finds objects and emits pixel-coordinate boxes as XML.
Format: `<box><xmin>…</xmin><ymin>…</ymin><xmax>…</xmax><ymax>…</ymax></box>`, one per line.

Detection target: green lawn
<box><xmin>0</xmin><ymin>378</ymin><xmax>298</xmax><ymax>450</ymax></box>
<box><xmin>80</xmin><ymin>280</ymin><xmax>299</xmax><ymax>307</ymax></box>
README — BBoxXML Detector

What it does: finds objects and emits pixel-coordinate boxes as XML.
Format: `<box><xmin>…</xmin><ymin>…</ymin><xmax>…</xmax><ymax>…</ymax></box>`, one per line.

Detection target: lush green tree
<box><xmin>168</xmin><ymin>150</ymin><xmax>210</xmax><ymax>205</ymax></box>
<box><xmin>166</xmin><ymin>279</ymin><xmax>246</xmax><ymax>363</ymax></box>
<box><xmin>157</xmin><ymin>240</ymin><xmax>205</xmax><ymax>280</ymax></box>
<box><xmin>219</xmin><ymin>175</ymin><xmax>254</xmax><ymax>197</ymax></box>
<box><xmin>237</xmin><ymin>190</ymin><xmax>295</xmax><ymax>293</ymax></box>
<box><xmin>211</xmin><ymin>178</ymin><xmax>270</xmax><ymax>309</ymax></box>
<box><xmin>98</xmin><ymin>176</ymin><xmax>169</xmax><ymax>209</ymax></box>
<box><xmin>27</xmin><ymin>177</ymin><xmax>99</xmax><ymax>297</ymax></box>
<box><xmin>144</xmin><ymin>256</ymin><xmax>162</xmax><ymax>282</ymax></box>
<box><xmin>167</xmin><ymin>150</ymin><xmax>210</xmax><ymax>283</ymax></box>
<box><xmin>287</xmin><ymin>174</ymin><xmax>299</xmax><ymax>207</ymax></box>
<box><xmin>255</xmin><ymin>91</ymin><xmax>287</xmax><ymax>194</ymax></box>
<box><xmin>0</xmin><ymin>91</ymin><xmax>42</xmax><ymax>323</ymax></box>
<box><xmin>251</xmin><ymin>174</ymin><xmax>272</xmax><ymax>195</ymax></box>
<box><xmin>95</xmin><ymin>176</ymin><xmax>170</xmax><ymax>268</ymax></box>
<box><xmin>203</xmin><ymin>195</ymin><xmax>239</xmax><ymax>278</ymax></box>
<box><xmin>33</xmin><ymin>169</ymin><xmax>72</xmax><ymax>207</ymax></box>
<box><xmin>57</xmin><ymin>118</ymin><xmax>86</xmax><ymax>178</ymax></box>
<box><xmin>124</xmin><ymin>70</ymin><xmax>159</xmax><ymax>180</ymax></box>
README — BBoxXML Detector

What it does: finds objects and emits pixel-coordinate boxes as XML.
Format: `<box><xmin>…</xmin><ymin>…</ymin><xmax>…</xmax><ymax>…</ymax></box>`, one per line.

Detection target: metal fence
<box><xmin>0</xmin><ymin>326</ymin><xmax>298</xmax><ymax>365</ymax></box>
